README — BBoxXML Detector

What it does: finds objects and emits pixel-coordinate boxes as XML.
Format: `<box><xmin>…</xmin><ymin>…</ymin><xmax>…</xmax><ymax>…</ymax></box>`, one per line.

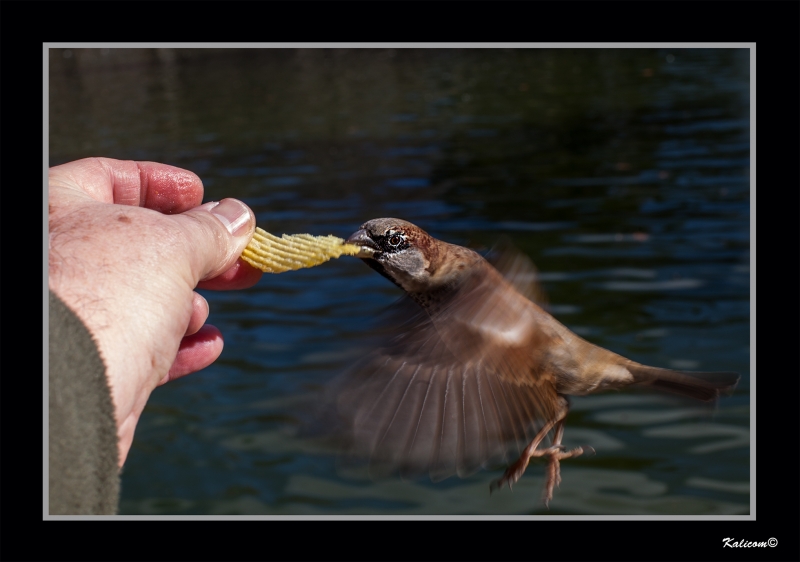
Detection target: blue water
<box><xmin>49</xmin><ymin>47</ymin><xmax>750</xmax><ymax>515</ymax></box>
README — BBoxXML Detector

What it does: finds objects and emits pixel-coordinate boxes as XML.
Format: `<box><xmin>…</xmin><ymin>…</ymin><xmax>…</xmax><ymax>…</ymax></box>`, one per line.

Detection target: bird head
<box><xmin>346</xmin><ymin>218</ymin><xmax>437</xmax><ymax>293</ymax></box>
<box><xmin>346</xmin><ymin>218</ymin><xmax>481</xmax><ymax>295</ymax></box>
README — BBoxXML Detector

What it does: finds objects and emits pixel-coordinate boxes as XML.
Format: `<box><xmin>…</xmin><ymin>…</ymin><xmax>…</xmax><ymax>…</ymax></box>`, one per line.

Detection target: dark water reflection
<box><xmin>49</xmin><ymin>47</ymin><xmax>750</xmax><ymax>515</ymax></box>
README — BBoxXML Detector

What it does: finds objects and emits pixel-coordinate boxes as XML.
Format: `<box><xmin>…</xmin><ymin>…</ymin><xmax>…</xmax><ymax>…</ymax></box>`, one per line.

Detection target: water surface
<box><xmin>49</xmin><ymin>47</ymin><xmax>750</xmax><ymax>515</ymax></box>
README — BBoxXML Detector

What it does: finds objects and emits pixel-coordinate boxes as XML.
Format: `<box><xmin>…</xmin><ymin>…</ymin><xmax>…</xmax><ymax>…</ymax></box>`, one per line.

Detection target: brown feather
<box><xmin>333</xmin><ymin>218</ymin><xmax>740</xmax><ymax>487</ymax></box>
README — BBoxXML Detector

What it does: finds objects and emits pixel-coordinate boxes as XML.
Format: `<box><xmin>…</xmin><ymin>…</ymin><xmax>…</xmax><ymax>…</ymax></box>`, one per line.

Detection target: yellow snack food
<box><xmin>241</xmin><ymin>227</ymin><xmax>369</xmax><ymax>273</ymax></box>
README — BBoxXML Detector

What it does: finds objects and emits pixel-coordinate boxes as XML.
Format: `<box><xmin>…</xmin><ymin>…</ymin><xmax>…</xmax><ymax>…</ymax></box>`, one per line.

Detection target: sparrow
<box><xmin>337</xmin><ymin>218</ymin><xmax>740</xmax><ymax>506</ymax></box>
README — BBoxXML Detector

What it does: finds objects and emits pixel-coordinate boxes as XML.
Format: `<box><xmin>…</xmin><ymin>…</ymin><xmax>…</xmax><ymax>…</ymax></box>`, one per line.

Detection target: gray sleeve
<box><xmin>49</xmin><ymin>290</ymin><xmax>120</xmax><ymax>514</ymax></box>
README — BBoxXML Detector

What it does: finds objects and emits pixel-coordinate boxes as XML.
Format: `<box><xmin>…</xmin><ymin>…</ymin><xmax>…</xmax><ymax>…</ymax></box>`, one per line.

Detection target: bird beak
<box><xmin>346</xmin><ymin>229</ymin><xmax>380</xmax><ymax>258</ymax></box>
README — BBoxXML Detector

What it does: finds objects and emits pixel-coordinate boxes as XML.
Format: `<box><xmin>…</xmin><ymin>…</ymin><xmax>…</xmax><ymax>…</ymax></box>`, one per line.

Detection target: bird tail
<box><xmin>626</xmin><ymin>362</ymin><xmax>740</xmax><ymax>402</ymax></box>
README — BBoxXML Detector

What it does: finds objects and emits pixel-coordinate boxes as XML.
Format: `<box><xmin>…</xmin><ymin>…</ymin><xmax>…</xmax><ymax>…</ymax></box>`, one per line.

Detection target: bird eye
<box><xmin>388</xmin><ymin>234</ymin><xmax>403</xmax><ymax>247</ymax></box>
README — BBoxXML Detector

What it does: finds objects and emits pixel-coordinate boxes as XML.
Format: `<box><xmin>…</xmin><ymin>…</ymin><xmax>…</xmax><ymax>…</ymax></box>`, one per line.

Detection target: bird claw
<box><xmin>489</xmin><ymin>479</ymin><xmax>502</xmax><ymax>495</ymax></box>
<box><xmin>489</xmin><ymin>455</ymin><xmax>530</xmax><ymax>494</ymax></box>
<box><xmin>541</xmin><ymin>453</ymin><xmax>563</xmax><ymax>507</ymax></box>
<box><xmin>489</xmin><ymin>477</ymin><xmax>512</xmax><ymax>495</ymax></box>
<box><xmin>491</xmin><ymin>444</ymin><xmax>586</xmax><ymax>506</ymax></box>
<box><xmin>530</xmin><ymin>444</ymin><xmax>565</xmax><ymax>458</ymax></box>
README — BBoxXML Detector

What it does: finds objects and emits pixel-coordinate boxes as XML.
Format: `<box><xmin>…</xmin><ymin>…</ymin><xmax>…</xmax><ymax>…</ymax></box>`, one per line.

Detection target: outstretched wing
<box><xmin>331</xmin><ymin>257</ymin><xmax>561</xmax><ymax>482</ymax></box>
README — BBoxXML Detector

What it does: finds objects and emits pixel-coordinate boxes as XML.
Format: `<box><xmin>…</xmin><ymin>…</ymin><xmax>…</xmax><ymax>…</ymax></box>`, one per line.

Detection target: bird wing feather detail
<box><xmin>332</xmin><ymin>262</ymin><xmax>560</xmax><ymax>482</ymax></box>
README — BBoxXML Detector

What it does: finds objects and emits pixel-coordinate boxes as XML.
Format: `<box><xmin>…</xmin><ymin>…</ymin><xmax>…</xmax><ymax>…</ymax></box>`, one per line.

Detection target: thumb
<box><xmin>178</xmin><ymin>198</ymin><xmax>256</xmax><ymax>283</ymax></box>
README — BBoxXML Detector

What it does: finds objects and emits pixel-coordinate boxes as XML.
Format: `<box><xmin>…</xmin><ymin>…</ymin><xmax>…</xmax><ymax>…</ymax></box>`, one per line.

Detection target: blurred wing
<box><xmin>331</xmin><ymin>262</ymin><xmax>560</xmax><ymax>482</ymax></box>
<box><xmin>486</xmin><ymin>236</ymin><xmax>548</xmax><ymax>309</ymax></box>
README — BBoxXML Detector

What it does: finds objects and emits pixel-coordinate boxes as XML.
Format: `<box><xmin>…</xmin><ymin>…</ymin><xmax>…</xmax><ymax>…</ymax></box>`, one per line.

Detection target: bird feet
<box><xmin>490</xmin><ymin>444</ymin><xmax>587</xmax><ymax>507</ymax></box>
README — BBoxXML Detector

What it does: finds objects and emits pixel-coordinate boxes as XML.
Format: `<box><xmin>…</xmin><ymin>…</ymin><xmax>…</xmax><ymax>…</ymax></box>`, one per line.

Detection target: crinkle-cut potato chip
<box><xmin>241</xmin><ymin>227</ymin><xmax>366</xmax><ymax>273</ymax></box>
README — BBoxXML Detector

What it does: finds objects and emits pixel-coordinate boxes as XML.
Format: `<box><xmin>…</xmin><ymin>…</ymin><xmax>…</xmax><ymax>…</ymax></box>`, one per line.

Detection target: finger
<box><xmin>197</xmin><ymin>258</ymin><xmax>264</xmax><ymax>291</ymax></box>
<box><xmin>49</xmin><ymin>157</ymin><xmax>205</xmax><ymax>213</ymax></box>
<box><xmin>159</xmin><ymin>324</ymin><xmax>224</xmax><ymax>385</ymax></box>
<box><xmin>134</xmin><ymin>161</ymin><xmax>205</xmax><ymax>213</ymax></box>
<box><xmin>175</xmin><ymin>198</ymin><xmax>257</xmax><ymax>284</ymax></box>
<box><xmin>186</xmin><ymin>292</ymin><xmax>210</xmax><ymax>336</ymax></box>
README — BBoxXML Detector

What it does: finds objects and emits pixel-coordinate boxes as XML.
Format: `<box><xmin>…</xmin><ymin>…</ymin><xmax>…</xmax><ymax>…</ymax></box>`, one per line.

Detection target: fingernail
<box><xmin>208</xmin><ymin>199</ymin><xmax>251</xmax><ymax>236</ymax></box>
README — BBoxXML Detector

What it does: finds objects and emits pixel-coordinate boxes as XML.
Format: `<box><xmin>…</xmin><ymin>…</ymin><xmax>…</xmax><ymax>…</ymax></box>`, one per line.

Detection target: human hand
<box><xmin>49</xmin><ymin>157</ymin><xmax>262</xmax><ymax>466</ymax></box>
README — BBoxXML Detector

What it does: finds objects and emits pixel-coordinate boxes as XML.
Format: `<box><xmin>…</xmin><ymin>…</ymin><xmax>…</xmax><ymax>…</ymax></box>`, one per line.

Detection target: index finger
<box><xmin>49</xmin><ymin>157</ymin><xmax>205</xmax><ymax>214</ymax></box>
